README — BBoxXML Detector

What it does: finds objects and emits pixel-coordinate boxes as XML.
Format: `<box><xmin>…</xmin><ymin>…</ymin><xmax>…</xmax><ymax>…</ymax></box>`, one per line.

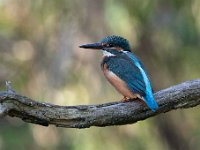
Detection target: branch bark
<box><xmin>0</xmin><ymin>79</ymin><xmax>200</xmax><ymax>128</ymax></box>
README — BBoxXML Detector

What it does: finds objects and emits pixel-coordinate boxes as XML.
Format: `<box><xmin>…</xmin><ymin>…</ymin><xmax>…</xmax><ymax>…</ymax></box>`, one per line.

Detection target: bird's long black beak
<box><xmin>79</xmin><ymin>42</ymin><xmax>103</xmax><ymax>50</ymax></box>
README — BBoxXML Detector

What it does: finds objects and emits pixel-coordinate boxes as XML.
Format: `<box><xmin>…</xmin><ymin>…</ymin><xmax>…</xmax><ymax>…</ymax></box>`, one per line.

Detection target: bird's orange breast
<box><xmin>102</xmin><ymin>63</ymin><xmax>138</xmax><ymax>99</ymax></box>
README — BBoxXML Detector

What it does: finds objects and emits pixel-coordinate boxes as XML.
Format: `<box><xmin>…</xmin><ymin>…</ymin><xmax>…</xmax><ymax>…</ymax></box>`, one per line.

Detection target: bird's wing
<box><xmin>106</xmin><ymin>56</ymin><xmax>146</xmax><ymax>96</ymax></box>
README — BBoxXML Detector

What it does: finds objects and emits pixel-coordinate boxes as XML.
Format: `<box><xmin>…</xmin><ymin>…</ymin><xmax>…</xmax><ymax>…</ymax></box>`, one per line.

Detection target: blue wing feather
<box><xmin>125</xmin><ymin>52</ymin><xmax>158</xmax><ymax>111</ymax></box>
<box><xmin>105</xmin><ymin>56</ymin><xmax>146</xmax><ymax>96</ymax></box>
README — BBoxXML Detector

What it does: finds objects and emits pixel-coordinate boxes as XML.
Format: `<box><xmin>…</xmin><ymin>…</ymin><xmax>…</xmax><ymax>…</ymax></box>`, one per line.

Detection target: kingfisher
<box><xmin>79</xmin><ymin>35</ymin><xmax>158</xmax><ymax>111</ymax></box>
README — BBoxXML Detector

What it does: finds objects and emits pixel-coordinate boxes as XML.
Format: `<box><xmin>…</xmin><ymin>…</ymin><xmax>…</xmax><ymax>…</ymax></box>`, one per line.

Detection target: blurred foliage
<box><xmin>0</xmin><ymin>0</ymin><xmax>200</xmax><ymax>150</ymax></box>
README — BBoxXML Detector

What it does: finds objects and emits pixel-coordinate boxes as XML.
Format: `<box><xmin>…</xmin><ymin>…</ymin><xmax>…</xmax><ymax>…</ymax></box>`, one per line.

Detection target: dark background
<box><xmin>0</xmin><ymin>0</ymin><xmax>200</xmax><ymax>150</ymax></box>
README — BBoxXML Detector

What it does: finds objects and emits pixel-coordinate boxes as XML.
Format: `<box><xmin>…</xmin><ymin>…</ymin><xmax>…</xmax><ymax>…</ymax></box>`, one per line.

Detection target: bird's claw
<box><xmin>121</xmin><ymin>97</ymin><xmax>133</xmax><ymax>102</ymax></box>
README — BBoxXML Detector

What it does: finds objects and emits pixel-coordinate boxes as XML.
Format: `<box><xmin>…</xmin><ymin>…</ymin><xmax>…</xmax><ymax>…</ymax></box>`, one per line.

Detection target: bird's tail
<box><xmin>144</xmin><ymin>92</ymin><xmax>158</xmax><ymax>112</ymax></box>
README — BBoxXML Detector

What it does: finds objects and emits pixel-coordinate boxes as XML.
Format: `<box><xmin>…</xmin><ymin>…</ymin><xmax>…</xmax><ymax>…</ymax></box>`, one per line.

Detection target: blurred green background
<box><xmin>0</xmin><ymin>0</ymin><xmax>200</xmax><ymax>150</ymax></box>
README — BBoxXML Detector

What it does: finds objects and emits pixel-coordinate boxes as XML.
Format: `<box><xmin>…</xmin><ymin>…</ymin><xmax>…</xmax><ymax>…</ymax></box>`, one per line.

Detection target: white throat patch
<box><xmin>102</xmin><ymin>50</ymin><xmax>115</xmax><ymax>57</ymax></box>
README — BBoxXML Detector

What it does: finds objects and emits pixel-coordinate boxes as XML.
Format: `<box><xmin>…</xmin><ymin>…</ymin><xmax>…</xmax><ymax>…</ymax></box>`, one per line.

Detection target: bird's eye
<box><xmin>108</xmin><ymin>44</ymin><xmax>113</xmax><ymax>47</ymax></box>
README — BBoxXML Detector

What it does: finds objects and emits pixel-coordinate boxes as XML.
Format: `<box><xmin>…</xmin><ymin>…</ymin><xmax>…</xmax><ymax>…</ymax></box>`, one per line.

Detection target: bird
<box><xmin>79</xmin><ymin>35</ymin><xmax>158</xmax><ymax>111</ymax></box>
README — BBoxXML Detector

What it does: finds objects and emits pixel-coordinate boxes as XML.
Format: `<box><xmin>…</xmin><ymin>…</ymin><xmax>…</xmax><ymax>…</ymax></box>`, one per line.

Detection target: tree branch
<box><xmin>0</xmin><ymin>79</ymin><xmax>200</xmax><ymax>128</ymax></box>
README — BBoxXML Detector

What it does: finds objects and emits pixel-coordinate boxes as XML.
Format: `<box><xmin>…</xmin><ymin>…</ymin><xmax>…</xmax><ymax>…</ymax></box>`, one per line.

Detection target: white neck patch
<box><xmin>102</xmin><ymin>50</ymin><xmax>115</xmax><ymax>57</ymax></box>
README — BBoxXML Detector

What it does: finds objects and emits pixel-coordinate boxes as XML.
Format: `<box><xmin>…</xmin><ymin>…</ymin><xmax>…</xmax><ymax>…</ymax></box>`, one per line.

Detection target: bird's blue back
<box><xmin>125</xmin><ymin>51</ymin><xmax>158</xmax><ymax>111</ymax></box>
<box><xmin>103</xmin><ymin>51</ymin><xmax>158</xmax><ymax>111</ymax></box>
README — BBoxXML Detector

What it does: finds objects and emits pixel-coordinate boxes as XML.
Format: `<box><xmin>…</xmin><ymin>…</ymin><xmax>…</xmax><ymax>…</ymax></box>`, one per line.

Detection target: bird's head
<box><xmin>79</xmin><ymin>35</ymin><xmax>131</xmax><ymax>54</ymax></box>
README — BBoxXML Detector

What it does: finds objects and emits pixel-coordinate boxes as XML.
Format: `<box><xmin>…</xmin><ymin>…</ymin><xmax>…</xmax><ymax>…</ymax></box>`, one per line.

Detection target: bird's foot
<box><xmin>121</xmin><ymin>97</ymin><xmax>131</xmax><ymax>102</ymax></box>
<box><xmin>121</xmin><ymin>95</ymin><xmax>141</xmax><ymax>102</ymax></box>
